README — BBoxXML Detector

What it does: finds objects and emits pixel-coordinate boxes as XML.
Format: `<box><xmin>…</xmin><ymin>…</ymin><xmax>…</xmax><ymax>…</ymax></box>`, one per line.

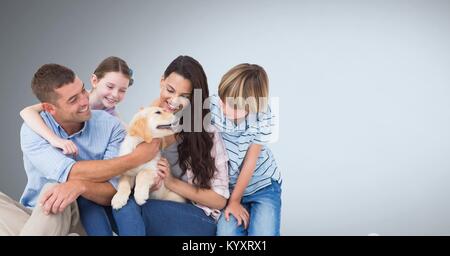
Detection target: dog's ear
<box><xmin>128</xmin><ymin>116</ymin><xmax>153</xmax><ymax>143</ymax></box>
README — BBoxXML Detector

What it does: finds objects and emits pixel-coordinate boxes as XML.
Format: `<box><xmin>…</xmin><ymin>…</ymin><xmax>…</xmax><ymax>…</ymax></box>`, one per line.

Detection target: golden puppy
<box><xmin>111</xmin><ymin>106</ymin><xmax>186</xmax><ymax>210</ymax></box>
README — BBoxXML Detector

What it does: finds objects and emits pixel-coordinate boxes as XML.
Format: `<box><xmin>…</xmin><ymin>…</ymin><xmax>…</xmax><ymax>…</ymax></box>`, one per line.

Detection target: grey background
<box><xmin>1</xmin><ymin>0</ymin><xmax>450</xmax><ymax>235</ymax></box>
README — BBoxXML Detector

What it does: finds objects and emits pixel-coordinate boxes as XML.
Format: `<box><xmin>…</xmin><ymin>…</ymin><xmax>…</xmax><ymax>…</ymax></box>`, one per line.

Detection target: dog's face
<box><xmin>128</xmin><ymin>106</ymin><xmax>178</xmax><ymax>142</ymax></box>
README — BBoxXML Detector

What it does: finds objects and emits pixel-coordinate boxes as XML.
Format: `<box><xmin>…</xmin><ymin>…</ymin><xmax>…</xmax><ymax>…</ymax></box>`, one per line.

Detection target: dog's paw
<box><xmin>134</xmin><ymin>190</ymin><xmax>149</xmax><ymax>206</ymax></box>
<box><xmin>111</xmin><ymin>193</ymin><xmax>129</xmax><ymax>210</ymax></box>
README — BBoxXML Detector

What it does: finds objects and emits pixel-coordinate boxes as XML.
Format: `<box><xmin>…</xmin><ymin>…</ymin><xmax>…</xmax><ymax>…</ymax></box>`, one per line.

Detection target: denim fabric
<box><xmin>77</xmin><ymin>196</ymin><xmax>116</xmax><ymax>236</ymax></box>
<box><xmin>112</xmin><ymin>198</ymin><xmax>217</xmax><ymax>236</ymax></box>
<box><xmin>217</xmin><ymin>180</ymin><xmax>282</xmax><ymax>236</ymax></box>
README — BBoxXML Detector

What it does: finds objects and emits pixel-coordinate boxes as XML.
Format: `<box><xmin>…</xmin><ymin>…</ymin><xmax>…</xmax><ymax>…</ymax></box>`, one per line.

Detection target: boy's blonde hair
<box><xmin>218</xmin><ymin>63</ymin><xmax>269</xmax><ymax>113</ymax></box>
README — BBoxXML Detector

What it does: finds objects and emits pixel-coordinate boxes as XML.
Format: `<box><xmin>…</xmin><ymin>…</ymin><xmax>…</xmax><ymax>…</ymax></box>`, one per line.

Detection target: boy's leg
<box><xmin>246</xmin><ymin>181</ymin><xmax>282</xmax><ymax>236</ymax></box>
<box><xmin>19</xmin><ymin>183</ymin><xmax>85</xmax><ymax>236</ymax></box>
<box><xmin>0</xmin><ymin>191</ymin><xmax>31</xmax><ymax>235</ymax></box>
<box><xmin>112</xmin><ymin>197</ymin><xmax>145</xmax><ymax>236</ymax></box>
<box><xmin>216</xmin><ymin>204</ymin><xmax>249</xmax><ymax>236</ymax></box>
<box><xmin>77</xmin><ymin>196</ymin><xmax>113</xmax><ymax>236</ymax></box>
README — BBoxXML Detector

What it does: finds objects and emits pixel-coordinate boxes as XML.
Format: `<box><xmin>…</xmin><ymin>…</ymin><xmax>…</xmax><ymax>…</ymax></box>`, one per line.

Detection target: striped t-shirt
<box><xmin>209</xmin><ymin>94</ymin><xmax>281</xmax><ymax>196</ymax></box>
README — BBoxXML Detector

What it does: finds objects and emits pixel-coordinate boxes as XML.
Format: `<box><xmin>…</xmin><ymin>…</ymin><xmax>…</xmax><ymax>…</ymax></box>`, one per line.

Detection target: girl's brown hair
<box><xmin>93</xmin><ymin>56</ymin><xmax>134</xmax><ymax>86</ymax></box>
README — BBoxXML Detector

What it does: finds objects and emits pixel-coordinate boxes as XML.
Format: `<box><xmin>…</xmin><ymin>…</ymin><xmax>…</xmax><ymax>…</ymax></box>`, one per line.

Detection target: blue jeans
<box><xmin>217</xmin><ymin>180</ymin><xmax>282</xmax><ymax>236</ymax></box>
<box><xmin>76</xmin><ymin>196</ymin><xmax>116</xmax><ymax>236</ymax></box>
<box><xmin>112</xmin><ymin>198</ymin><xmax>217</xmax><ymax>236</ymax></box>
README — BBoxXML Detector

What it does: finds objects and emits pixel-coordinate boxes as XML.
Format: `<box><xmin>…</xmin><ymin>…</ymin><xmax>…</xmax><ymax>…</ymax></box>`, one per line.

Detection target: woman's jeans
<box><xmin>112</xmin><ymin>198</ymin><xmax>217</xmax><ymax>236</ymax></box>
<box><xmin>217</xmin><ymin>180</ymin><xmax>282</xmax><ymax>236</ymax></box>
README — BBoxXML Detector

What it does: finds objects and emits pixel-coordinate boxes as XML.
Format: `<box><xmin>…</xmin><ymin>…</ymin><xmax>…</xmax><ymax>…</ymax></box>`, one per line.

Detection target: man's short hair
<box><xmin>31</xmin><ymin>64</ymin><xmax>75</xmax><ymax>104</ymax></box>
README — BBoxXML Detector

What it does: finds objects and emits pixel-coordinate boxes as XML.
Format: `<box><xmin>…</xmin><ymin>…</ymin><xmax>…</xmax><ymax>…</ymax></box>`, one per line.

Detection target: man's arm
<box><xmin>41</xmin><ymin>140</ymin><xmax>162</xmax><ymax>214</ymax></box>
<box><xmin>67</xmin><ymin>139</ymin><xmax>161</xmax><ymax>182</ymax></box>
<box><xmin>80</xmin><ymin>181</ymin><xmax>116</xmax><ymax>206</ymax></box>
<box><xmin>222</xmin><ymin>144</ymin><xmax>262</xmax><ymax>229</ymax></box>
<box><xmin>40</xmin><ymin>180</ymin><xmax>117</xmax><ymax>214</ymax></box>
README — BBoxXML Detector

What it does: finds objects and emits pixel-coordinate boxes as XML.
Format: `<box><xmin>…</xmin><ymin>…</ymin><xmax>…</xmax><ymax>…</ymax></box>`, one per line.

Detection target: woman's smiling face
<box><xmin>159</xmin><ymin>72</ymin><xmax>192</xmax><ymax>113</ymax></box>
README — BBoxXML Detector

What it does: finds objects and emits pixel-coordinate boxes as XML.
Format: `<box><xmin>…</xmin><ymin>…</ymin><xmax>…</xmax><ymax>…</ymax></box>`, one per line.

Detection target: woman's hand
<box><xmin>224</xmin><ymin>200</ymin><xmax>250</xmax><ymax>229</ymax></box>
<box><xmin>157</xmin><ymin>157</ymin><xmax>176</xmax><ymax>188</ymax></box>
<box><xmin>50</xmin><ymin>137</ymin><xmax>78</xmax><ymax>156</ymax></box>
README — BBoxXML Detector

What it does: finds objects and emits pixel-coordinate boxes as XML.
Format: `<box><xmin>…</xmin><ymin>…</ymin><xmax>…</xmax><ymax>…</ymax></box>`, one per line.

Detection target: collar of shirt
<box><xmin>42</xmin><ymin>111</ymin><xmax>88</xmax><ymax>139</ymax></box>
<box><xmin>210</xmin><ymin>94</ymin><xmax>261</xmax><ymax>133</ymax></box>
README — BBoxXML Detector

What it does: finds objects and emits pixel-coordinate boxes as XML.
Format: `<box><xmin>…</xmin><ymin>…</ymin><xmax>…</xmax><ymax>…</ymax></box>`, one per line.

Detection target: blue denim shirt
<box><xmin>19</xmin><ymin>110</ymin><xmax>126</xmax><ymax>208</ymax></box>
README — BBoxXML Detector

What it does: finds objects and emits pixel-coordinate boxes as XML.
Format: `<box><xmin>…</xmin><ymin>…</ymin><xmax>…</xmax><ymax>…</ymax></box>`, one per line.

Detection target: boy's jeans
<box><xmin>217</xmin><ymin>180</ymin><xmax>282</xmax><ymax>236</ymax></box>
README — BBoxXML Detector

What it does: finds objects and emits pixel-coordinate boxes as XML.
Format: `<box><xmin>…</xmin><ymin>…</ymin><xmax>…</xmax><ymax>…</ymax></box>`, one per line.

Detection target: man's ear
<box><xmin>42</xmin><ymin>102</ymin><xmax>56</xmax><ymax>115</ymax></box>
<box><xmin>90</xmin><ymin>74</ymin><xmax>98</xmax><ymax>89</ymax></box>
<box><xmin>128</xmin><ymin>116</ymin><xmax>153</xmax><ymax>143</ymax></box>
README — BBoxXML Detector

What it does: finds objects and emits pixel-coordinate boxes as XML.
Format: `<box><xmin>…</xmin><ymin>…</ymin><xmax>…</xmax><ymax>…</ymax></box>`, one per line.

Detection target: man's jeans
<box><xmin>77</xmin><ymin>197</ymin><xmax>116</xmax><ymax>236</ymax></box>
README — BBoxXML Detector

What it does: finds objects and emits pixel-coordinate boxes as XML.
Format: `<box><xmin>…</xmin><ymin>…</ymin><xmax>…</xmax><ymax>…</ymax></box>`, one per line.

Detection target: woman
<box><xmin>113</xmin><ymin>55</ymin><xmax>229</xmax><ymax>235</ymax></box>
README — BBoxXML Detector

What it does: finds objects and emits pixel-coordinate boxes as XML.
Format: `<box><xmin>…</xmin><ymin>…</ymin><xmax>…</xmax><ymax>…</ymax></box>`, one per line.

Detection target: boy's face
<box><xmin>220</xmin><ymin>98</ymin><xmax>248</xmax><ymax>121</ymax></box>
<box><xmin>46</xmin><ymin>76</ymin><xmax>91</xmax><ymax>123</ymax></box>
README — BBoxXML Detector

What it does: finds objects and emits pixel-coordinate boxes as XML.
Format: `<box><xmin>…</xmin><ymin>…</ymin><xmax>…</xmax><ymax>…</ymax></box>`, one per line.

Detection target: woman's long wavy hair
<box><xmin>164</xmin><ymin>56</ymin><xmax>216</xmax><ymax>189</ymax></box>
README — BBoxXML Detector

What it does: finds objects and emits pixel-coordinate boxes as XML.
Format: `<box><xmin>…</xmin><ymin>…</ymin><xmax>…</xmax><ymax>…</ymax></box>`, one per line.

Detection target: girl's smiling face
<box><xmin>159</xmin><ymin>72</ymin><xmax>192</xmax><ymax>113</ymax></box>
<box><xmin>91</xmin><ymin>71</ymin><xmax>130</xmax><ymax>109</ymax></box>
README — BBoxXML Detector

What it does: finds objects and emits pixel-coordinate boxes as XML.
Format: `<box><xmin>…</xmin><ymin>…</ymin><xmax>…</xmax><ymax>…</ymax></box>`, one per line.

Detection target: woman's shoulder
<box><xmin>206</xmin><ymin>125</ymin><xmax>228</xmax><ymax>162</ymax></box>
<box><xmin>205</xmin><ymin>124</ymin><xmax>219</xmax><ymax>133</ymax></box>
<box><xmin>205</xmin><ymin>124</ymin><xmax>222</xmax><ymax>140</ymax></box>
<box><xmin>150</xmin><ymin>98</ymin><xmax>160</xmax><ymax>107</ymax></box>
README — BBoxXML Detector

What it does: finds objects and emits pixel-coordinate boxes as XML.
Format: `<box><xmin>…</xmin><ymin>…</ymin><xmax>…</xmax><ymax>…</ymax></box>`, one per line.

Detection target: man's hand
<box><xmin>132</xmin><ymin>139</ymin><xmax>162</xmax><ymax>164</ymax></box>
<box><xmin>40</xmin><ymin>180</ymin><xmax>86</xmax><ymax>215</ymax></box>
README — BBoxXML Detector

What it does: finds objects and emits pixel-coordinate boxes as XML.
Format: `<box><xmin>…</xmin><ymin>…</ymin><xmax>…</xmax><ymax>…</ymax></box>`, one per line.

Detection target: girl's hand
<box><xmin>50</xmin><ymin>137</ymin><xmax>78</xmax><ymax>156</ymax></box>
<box><xmin>224</xmin><ymin>200</ymin><xmax>250</xmax><ymax>229</ymax></box>
<box><xmin>157</xmin><ymin>157</ymin><xmax>175</xmax><ymax>187</ymax></box>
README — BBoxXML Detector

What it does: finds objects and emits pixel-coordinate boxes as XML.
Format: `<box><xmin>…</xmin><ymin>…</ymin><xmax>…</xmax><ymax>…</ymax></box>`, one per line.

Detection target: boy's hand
<box><xmin>51</xmin><ymin>137</ymin><xmax>78</xmax><ymax>156</ymax></box>
<box><xmin>224</xmin><ymin>200</ymin><xmax>250</xmax><ymax>229</ymax></box>
<box><xmin>40</xmin><ymin>180</ymin><xmax>86</xmax><ymax>215</ymax></box>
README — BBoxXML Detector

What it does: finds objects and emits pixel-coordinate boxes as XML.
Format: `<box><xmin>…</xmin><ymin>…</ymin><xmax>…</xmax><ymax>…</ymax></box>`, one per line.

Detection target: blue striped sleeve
<box><xmin>253</xmin><ymin>107</ymin><xmax>276</xmax><ymax>145</ymax></box>
<box><xmin>103</xmin><ymin>120</ymin><xmax>126</xmax><ymax>160</ymax></box>
<box><xmin>102</xmin><ymin>117</ymin><xmax>126</xmax><ymax>190</ymax></box>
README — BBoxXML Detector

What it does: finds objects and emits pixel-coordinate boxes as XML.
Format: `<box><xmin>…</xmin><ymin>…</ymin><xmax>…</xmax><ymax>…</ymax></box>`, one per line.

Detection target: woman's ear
<box><xmin>128</xmin><ymin>116</ymin><xmax>153</xmax><ymax>143</ymax></box>
<box><xmin>90</xmin><ymin>74</ymin><xmax>98</xmax><ymax>89</ymax></box>
<box><xmin>160</xmin><ymin>76</ymin><xmax>165</xmax><ymax>89</ymax></box>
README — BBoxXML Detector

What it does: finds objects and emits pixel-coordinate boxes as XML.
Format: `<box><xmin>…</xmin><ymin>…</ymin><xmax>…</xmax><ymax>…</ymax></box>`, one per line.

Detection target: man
<box><xmin>0</xmin><ymin>64</ymin><xmax>160</xmax><ymax>235</ymax></box>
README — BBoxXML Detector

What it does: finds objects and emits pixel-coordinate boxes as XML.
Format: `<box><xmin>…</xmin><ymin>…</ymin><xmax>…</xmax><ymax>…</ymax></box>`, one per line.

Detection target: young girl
<box><xmin>211</xmin><ymin>63</ymin><xmax>282</xmax><ymax>236</ymax></box>
<box><xmin>20</xmin><ymin>56</ymin><xmax>133</xmax><ymax>156</ymax></box>
<box><xmin>19</xmin><ymin>56</ymin><xmax>134</xmax><ymax>236</ymax></box>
